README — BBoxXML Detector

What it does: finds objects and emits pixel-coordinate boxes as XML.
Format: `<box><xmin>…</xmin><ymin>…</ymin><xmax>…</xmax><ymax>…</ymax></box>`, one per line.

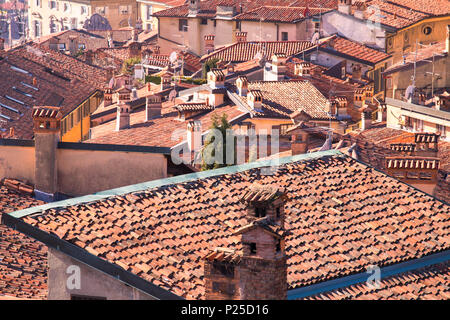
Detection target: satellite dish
<box><xmin>169</xmin><ymin>51</ymin><xmax>178</xmax><ymax>64</ymax></box>
<box><xmin>311</xmin><ymin>32</ymin><xmax>320</xmax><ymax>44</ymax></box>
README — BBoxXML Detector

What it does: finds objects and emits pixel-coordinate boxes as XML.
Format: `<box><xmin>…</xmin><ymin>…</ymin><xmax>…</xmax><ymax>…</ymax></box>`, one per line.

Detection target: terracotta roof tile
<box><xmin>234</xmin><ymin>6</ymin><xmax>332</xmax><ymax>23</ymax></box>
<box><xmin>15</xmin><ymin>153</ymin><xmax>450</xmax><ymax>299</ymax></box>
<box><xmin>0</xmin><ymin>182</ymin><xmax>47</xmax><ymax>300</ymax></box>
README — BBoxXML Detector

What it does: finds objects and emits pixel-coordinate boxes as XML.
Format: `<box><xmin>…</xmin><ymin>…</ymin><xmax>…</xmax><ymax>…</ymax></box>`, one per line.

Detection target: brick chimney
<box><xmin>207</xmin><ymin>68</ymin><xmax>225</xmax><ymax>89</ymax></box>
<box><xmin>287</xmin><ymin>123</ymin><xmax>310</xmax><ymax>155</ymax></box>
<box><xmin>352</xmin><ymin>64</ymin><xmax>362</xmax><ymax>81</ymax></box>
<box><xmin>32</xmin><ymin>106</ymin><xmax>62</xmax><ymax>202</ymax></box>
<box><xmin>203</xmin><ymin>184</ymin><xmax>288</xmax><ymax>300</ymax></box>
<box><xmin>294</xmin><ymin>62</ymin><xmax>311</xmax><ymax>77</ymax></box>
<box><xmin>235</xmin><ymin>31</ymin><xmax>247</xmax><ymax>43</ymax></box>
<box><xmin>247</xmin><ymin>90</ymin><xmax>263</xmax><ymax>111</ymax></box>
<box><xmin>338</xmin><ymin>0</ymin><xmax>351</xmax><ymax>15</ymax></box>
<box><xmin>145</xmin><ymin>94</ymin><xmax>162</xmax><ymax>121</ymax></box>
<box><xmin>236</xmin><ymin>76</ymin><xmax>248</xmax><ymax>96</ymax></box>
<box><xmin>115</xmin><ymin>101</ymin><xmax>130</xmax><ymax>131</ymax></box>
<box><xmin>160</xmin><ymin>71</ymin><xmax>172</xmax><ymax>91</ymax></box>
<box><xmin>187</xmin><ymin>120</ymin><xmax>202</xmax><ymax>152</ymax></box>
<box><xmin>204</xmin><ymin>35</ymin><xmax>215</xmax><ymax>54</ymax></box>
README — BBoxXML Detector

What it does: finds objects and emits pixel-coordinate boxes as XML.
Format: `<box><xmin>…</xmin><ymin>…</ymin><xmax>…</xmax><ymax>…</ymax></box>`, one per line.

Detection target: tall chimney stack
<box><xmin>204</xmin><ymin>35</ymin><xmax>215</xmax><ymax>54</ymax></box>
<box><xmin>32</xmin><ymin>106</ymin><xmax>62</xmax><ymax>202</ymax></box>
<box><xmin>115</xmin><ymin>101</ymin><xmax>131</xmax><ymax>131</ymax></box>
<box><xmin>145</xmin><ymin>94</ymin><xmax>162</xmax><ymax>121</ymax></box>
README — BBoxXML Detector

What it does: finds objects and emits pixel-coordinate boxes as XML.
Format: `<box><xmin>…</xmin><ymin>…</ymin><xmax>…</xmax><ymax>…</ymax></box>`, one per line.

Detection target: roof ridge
<box><xmin>8</xmin><ymin>150</ymin><xmax>343</xmax><ymax>219</ymax></box>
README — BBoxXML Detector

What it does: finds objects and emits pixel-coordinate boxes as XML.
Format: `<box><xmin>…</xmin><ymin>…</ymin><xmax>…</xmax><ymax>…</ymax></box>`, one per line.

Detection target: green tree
<box><xmin>201</xmin><ymin>113</ymin><xmax>235</xmax><ymax>171</ymax></box>
<box><xmin>121</xmin><ymin>57</ymin><xmax>141</xmax><ymax>75</ymax></box>
<box><xmin>202</xmin><ymin>58</ymin><xmax>220</xmax><ymax>79</ymax></box>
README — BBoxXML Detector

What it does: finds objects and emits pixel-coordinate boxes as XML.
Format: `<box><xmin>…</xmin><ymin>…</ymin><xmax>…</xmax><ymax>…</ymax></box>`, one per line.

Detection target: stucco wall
<box><xmin>57</xmin><ymin>148</ymin><xmax>167</xmax><ymax>196</ymax></box>
<box><xmin>48</xmin><ymin>248</ymin><xmax>155</xmax><ymax>300</ymax></box>
<box><xmin>0</xmin><ymin>144</ymin><xmax>35</xmax><ymax>184</ymax></box>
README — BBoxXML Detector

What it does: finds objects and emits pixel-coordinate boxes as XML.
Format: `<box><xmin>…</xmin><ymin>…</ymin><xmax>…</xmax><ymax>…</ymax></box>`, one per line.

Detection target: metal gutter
<box><xmin>288</xmin><ymin>250</ymin><xmax>450</xmax><ymax>300</ymax></box>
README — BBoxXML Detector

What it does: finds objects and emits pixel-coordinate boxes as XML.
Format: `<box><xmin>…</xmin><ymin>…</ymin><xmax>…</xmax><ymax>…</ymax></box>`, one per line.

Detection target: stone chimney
<box><xmin>236</xmin><ymin>76</ymin><xmax>248</xmax><ymax>96</ymax></box>
<box><xmin>160</xmin><ymin>72</ymin><xmax>172</xmax><ymax>91</ymax></box>
<box><xmin>187</xmin><ymin>120</ymin><xmax>202</xmax><ymax>152</ymax></box>
<box><xmin>204</xmin><ymin>35</ymin><xmax>215</xmax><ymax>54</ymax></box>
<box><xmin>247</xmin><ymin>90</ymin><xmax>263</xmax><ymax>111</ymax></box>
<box><xmin>85</xmin><ymin>49</ymin><xmax>94</xmax><ymax>65</ymax></box>
<box><xmin>145</xmin><ymin>95</ymin><xmax>162</xmax><ymax>121</ymax></box>
<box><xmin>352</xmin><ymin>63</ymin><xmax>362</xmax><ymax>81</ymax></box>
<box><xmin>188</xmin><ymin>0</ymin><xmax>200</xmax><ymax>16</ymax></box>
<box><xmin>32</xmin><ymin>106</ymin><xmax>63</xmax><ymax>202</ymax></box>
<box><xmin>203</xmin><ymin>184</ymin><xmax>288</xmax><ymax>300</ymax></box>
<box><xmin>235</xmin><ymin>31</ymin><xmax>247</xmax><ymax>43</ymax></box>
<box><xmin>207</xmin><ymin>68</ymin><xmax>225</xmax><ymax>89</ymax></box>
<box><xmin>360</xmin><ymin>111</ymin><xmax>372</xmax><ymax>131</ymax></box>
<box><xmin>115</xmin><ymin>101</ymin><xmax>130</xmax><ymax>131</ymax></box>
<box><xmin>294</xmin><ymin>62</ymin><xmax>311</xmax><ymax>77</ymax></box>
<box><xmin>338</xmin><ymin>0</ymin><xmax>351</xmax><ymax>15</ymax></box>
<box><xmin>129</xmin><ymin>42</ymin><xmax>142</xmax><ymax>58</ymax></box>
<box><xmin>287</xmin><ymin>123</ymin><xmax>309</xmax><ymax>155</ymax></box>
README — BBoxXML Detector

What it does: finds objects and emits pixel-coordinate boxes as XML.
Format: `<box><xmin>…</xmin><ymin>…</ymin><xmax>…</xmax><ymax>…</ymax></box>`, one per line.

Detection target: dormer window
<box><xmin>255</xmin><ymin>207</ymin><xmax>266</xmax><ymax>217</ymax></box>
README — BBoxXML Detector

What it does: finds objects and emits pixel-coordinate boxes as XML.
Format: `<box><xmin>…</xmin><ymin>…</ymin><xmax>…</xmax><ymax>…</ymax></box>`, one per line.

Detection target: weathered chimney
<box><xmin>287</xmin><ymin>123</ymin><xmax>310</xmax><ymax>155</ymax></box>
<box><xmin>354</xmin><ymin>89</ymin><xmax>366</xmax><ymax>108</ymax></box>
<box><xmin>160</xmin><ymin>71</ymin><xmax>172</xmax><ymax>91</ymax></box>
<box><xmin>85</xmin><ymin>49</ymin><xmax>94</xmax><ymax>65</ymax></box>
<box><xmin>32</xmin><ymin>106</ymin><xmax>62</xmax><ymax>202</ymax></box>
<box><xmin>247</xmin><ymin>90</ymin><xmax>263</xmax><ymax>111</ymax></box>
<box><xmin>294</xmin><ymin>62</ymin><xmax>311</xmax><ymax>77</ymax></box>
<box><xmin>203</xmin><ymin>184</ymin><xmax>288</xmax><ymax>300</ymax></box>
<box><xmin>115</xmin><ymin>101</ymin><xmax>130</xmax><ymax>131</ymax></box>
<box><xmin>204</xmin><ymin>35</ymin><xmax>215</xmax><ymax>54</ymax></box>
<box><xmin>187</xmin><ymin>120</ymin><xmax>202</xmax><ymax>152</ymax></box>
<box><xmin>338</xmin><ymin>0</ymin><xmax>351</xmax><ymax>15</ymax></box>
<box><xmin>129</xmin><ymin>42</ymin><xmax>142</xmax><ymax>58</ymax></box>
<box><xmin>145</xmin><ymin>94</ymin><xmax>162</xmax><ymax>121</ymax></box>
<box><xmin>352</xmin><ymin>64</ymin><xmax>362</xmax><ymax>81</ymax></box>
<box><xmin>360</xmin><ymin>111</ymin><xmax>372</xmax><ymax>131</ymax></box>
<box><xmin>188</xmin><ymin>0</ymin><xmax>200</xmax><ymax>16</ymax></box>
<box><xmin>236</xmin><ymin>76</ymin><xmax>248</xmax><ymax>96</ymax></box>
<box><xmin>207</xmin><ymin>68</ymin><xmax>225</xmax><ymax>89</ymax></box>
<box><xmin>271</xmin><ymin>53</ymin><xmax>287</xmax><ymax>80</ymax></box>
<box><xmin>235</xmin><ymin>31</ymin><xmax>247</xmax><ymax>43</ymax></box>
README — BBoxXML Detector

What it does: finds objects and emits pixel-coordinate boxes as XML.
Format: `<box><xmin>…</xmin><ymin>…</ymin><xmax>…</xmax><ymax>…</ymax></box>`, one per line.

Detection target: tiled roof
<box><xmin>11</xmin><ymin>152</ymin><xmax>450</xmax><ymax>299</ymax></box>
<box><xmin>364</xmin><ymin>0</ymin><xmax>450</xmax><ymax>29</ymax></box>
<box><xmin>0</xmin><ymin>43</ymin><xmax>108</xmax><ymax>139</ymax></box>
<box><xmin>234</xmin><ymin>6</ymin><xmax>332</xmax><ymax>23</ymax></box>
<box><xmin>384</xmin><ymin>42</ymin><xmax>447</xmax><ymax>75</ymax></box>
<box><xmin>0</xmin><ymin>182</ymin><xmax>47</xmax><ymax>300</ymax></box>
<box><xmin>154</xmin><ymin>0</ymin><xmax>338</xmax><ymax>18</ymax></box>
<box><xmin>305</xmin><ymin>261</ymin><xmax>450</xmax><ymax>300</ymax></box>
<box><xmin>230</xmin><ymin>80</ymin><xmax>333</xmax><ymax>119</ymax></box>
<box><xmin>88</xmin><ymin>103</ymin><xmax>247</xmax><ymax>148</ymax></box>
<box><xmin>176</xmin><ymin>103</ymin><xmax>213</xmax><ymax>112</ymax></box>
<box><xmin>319</xmin><ymin>36</ymin><xmax>391</xmax><ymax>65</ymax></box>
<box><xmin>201</xmin><ymin>41</ymin><xmax>316</xmax><ymax>62</ymax></box>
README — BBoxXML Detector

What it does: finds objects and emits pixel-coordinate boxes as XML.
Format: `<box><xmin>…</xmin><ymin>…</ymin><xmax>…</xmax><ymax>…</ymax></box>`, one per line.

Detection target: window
<box><xmin>212</xmin><ymin>282</ymin><xmax>235</xmax><ymax>296</ymax></box>
<box><xmin>96</xmin><ymin>6</ymin><xmax>106</xmax><ymax>15</ymax></box>
<box><xmin>276</xmin><ymin>207</ymin><xmax>281</xmax><ymax>218</ymax></box>
<box><xmin>179</xmin><ymin>19</ymin><xmax>188</xmax><ymax>32</ymax></box>
<box><xmin>235</xmin><ymin>21</ymin><xmax>241</xmax><ymax>30</ymax></box>
<box><xmin>50</xmin><ymin>20</ymin><xmax>57</xmax><ymax>33</ymax></box>
<box><xmin>147</xmin><ymin>5</ymin><xmax>153</xmax><ymax>20</ymax></box>
<box><xmin>314</xmin><ymin>22</ymin><xmax>320</xmax><ymax>33</ymax></box>
<box><xmin>437</xmin><ymin>124</ymin><xmax>446</xmax><ymax>136</ymax></box>
<box><xmin>34</xmin><ymin>20</ymin><xmax>41</xmax><ymax>37</ymax></box>
<box><xmin>146</xmin><ymin>23</ymin><xmax>152</xmax><ymax>31</ymax></box>
<box><xmin>423</xmin><ymin>26</ymin><xmax>432</xmax><ymax>35</ymax></box>
<box><xmin>57</xmin><ymin>43</ymin><xmax>66</xmax><ymax>51</ymax></box>
<box><xmin>201</xmin><ymin>18</ymin><xmax>207</xmax><ymax>25</ymax></box>
<box><xmin>63</xmin><ymin>3</ymin><xmax>70</xmax><ymax>12</ymax></box>
<box><xmin>81</xmin><ymin>6</ymin><xmax>87</xmax><ymax>15</ymax></box>
<box><xmin>281</xmin><ymin>32</ymin><xmax>288</xmax><ymax>41</ymax></box>
<box><xmin>78</xmin><ymin>43</ymin><xmax>86</xmax><ymax>50</ymax></box>
<box><xmin>214</xmin><ymin>20</ymin><xmax>217</xmax><ymax>27</ymax></box>
<box><xmin>49</xmin><ymin>0</ymin><xmax>57</xmax><ymax>10</ymax></box>
<box><xmin>212</xmin><ymin>261</ymin><xmax>234</xmax><ymax>277</ymax></box>
<box><xmin>119</xmin><ymin>5</ymin><xmax>130</xmax><ymax>15</ymax></box>
<box><xmin>276</xmin><ymin>240</ymin><xmax>281</xmax><ymax>252</ymax></box>
<box><xmin>35</xmin><ymin>0</ymin><xmax>41</xmax><ymax>7</ymax></box>
<box><xmin>249</xmin><ymin>243</ymin><xmax>257</xmax><ymax>254</ymax></box>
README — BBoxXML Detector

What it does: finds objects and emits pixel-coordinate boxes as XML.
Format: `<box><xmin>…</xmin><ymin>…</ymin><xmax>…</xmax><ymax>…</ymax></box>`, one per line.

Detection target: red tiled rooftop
<box><xmin>234</xmin><ymin>6</ymin><xmax>332</xmax><ymax>23</ymax></box>
<box><xmin>0</xmin><ymin>183</ymin><xmax>47</xmax><ymax>300</ymax></box>
<box><xmin>13</xmin><ymin>152</ymin><xmax>450</xmax><ymax>299</ymax></box>
<box><xmin>305</xmin><ymin>262</ymin><xmax>450</xmax><ymax>300</ymax></box>
<box><xmin>320</xmin><ymin>36</ymin><xmax>391</xmax><ymax>65</ymax></box>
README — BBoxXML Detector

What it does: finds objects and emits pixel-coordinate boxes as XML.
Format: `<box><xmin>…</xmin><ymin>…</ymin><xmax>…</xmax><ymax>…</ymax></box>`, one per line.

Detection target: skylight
<box><xmin>0</xmin><ymin>101</ymin><xmax>20</xmax><ymax>114</ymax></box>
<box><xmin>5</xmin><ymin>95</ymin><xmax>25</xmax><ymax>106</ymax></box>
<box><xmin>21</xmin><ymin>81</ymin><xmax>39</xmax><ymax>91</ymax></box>
<box><xmin>13</xmin><ymin>86</ymin><xmax>34</xmax><ymax>98</ymax></box>
<box><xmin>11</xmin><ymin>65</ymin><xmax>30</xmax><ymax>75</ymax></box>
<box><xmin>0</xmin><ymin>113</ymin><xmax>11</xmax><ymax>121</ymax></box>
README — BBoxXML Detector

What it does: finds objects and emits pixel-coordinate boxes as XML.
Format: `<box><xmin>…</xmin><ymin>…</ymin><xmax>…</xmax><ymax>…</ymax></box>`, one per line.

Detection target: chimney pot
<box><xmin>235</xmin><ymin>31</ymin><xmax>247</xmax><ymax>43</ymax></box>
<box><xmin>115</xmin><ymin>102</ymin><xmax>131</xmax><ymax>131</ymax></box>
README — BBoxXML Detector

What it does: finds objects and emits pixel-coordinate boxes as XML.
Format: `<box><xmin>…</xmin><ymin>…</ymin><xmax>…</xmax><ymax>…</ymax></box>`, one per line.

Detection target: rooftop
<box><xmin>233</xmin><ymin>6</ymin><xmax>332</xmax><ymax>23</ymax></box>
<box><xmin>6</xmin><ymin>151</ymin><xmax>449</xmax><ymax>299</ymax></box>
